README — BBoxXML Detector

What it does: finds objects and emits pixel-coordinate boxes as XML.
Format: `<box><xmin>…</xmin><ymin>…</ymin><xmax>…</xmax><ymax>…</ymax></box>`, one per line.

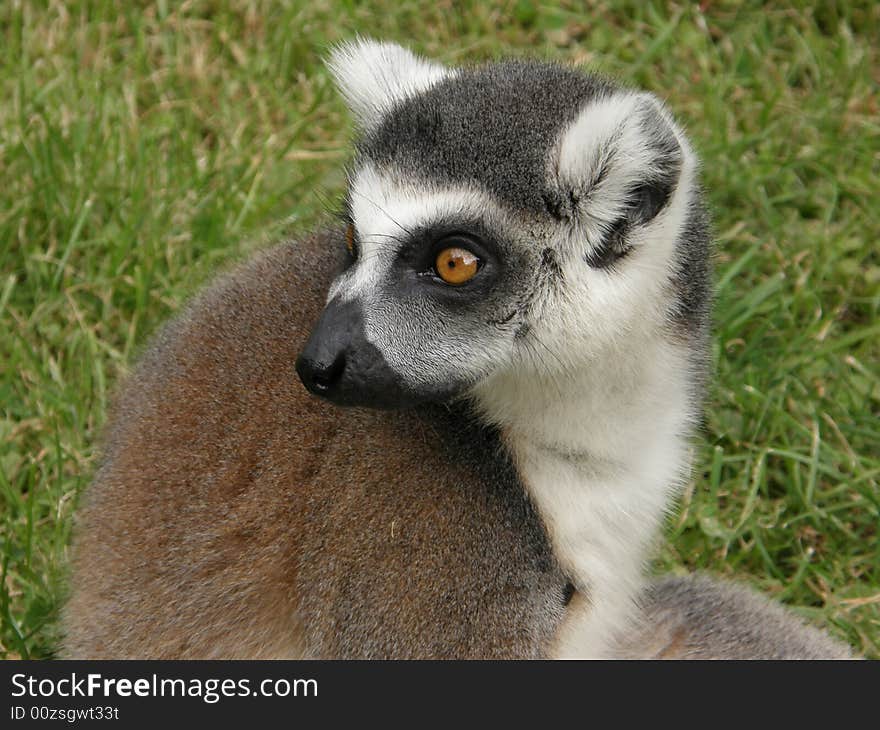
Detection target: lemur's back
<box><xmin>63</xmin><ymin>229</ymin><xmax>567</xmax><ymax>659</ymax></box>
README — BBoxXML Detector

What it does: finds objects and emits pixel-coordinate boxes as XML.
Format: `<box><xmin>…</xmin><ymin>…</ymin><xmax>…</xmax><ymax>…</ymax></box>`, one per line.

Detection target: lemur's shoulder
<box><xmin>103</xmin><ymin>230</ymin><xmax>345</xmax><ymax>444</ymax></box>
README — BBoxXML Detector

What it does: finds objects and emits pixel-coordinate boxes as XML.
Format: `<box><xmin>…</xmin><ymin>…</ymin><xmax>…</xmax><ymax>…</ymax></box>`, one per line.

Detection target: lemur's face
<box><xmin>297</xmin><ymin>41</ymin><xmax>705</xmax><ymax>409</ymax></box>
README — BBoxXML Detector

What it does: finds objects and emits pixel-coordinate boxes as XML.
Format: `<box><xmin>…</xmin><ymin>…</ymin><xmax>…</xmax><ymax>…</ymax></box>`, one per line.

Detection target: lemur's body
<box><xmin>63</xmin><ymin>41</ymin><xmax>850</xmax><ymax>659</ymax></box>
<box><xmin>63</xmin><ymin>233</ymin><xmax>567</xmax><ymax>658</ymax></box>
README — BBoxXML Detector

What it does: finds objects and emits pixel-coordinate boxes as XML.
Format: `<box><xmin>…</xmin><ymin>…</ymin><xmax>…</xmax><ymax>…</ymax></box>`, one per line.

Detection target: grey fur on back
<box><xmin>611</xmin><ymin>574</ymin><xmax>852</xmax><ymax>659</ymax></box>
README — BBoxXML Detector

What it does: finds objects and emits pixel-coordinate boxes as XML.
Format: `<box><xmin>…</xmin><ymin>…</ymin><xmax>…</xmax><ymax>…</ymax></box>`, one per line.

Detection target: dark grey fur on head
<box><xmin>358</xmin><ymin>61</ymin><xmax>615</xmax><ymax>215</ymax></box>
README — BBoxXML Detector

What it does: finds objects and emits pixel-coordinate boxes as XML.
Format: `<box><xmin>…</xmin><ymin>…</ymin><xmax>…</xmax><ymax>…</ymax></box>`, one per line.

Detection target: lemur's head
<box><xmin>296</xmin><ymin>40</ymin><xmax>711</xmax><ymax>410</ymax></box>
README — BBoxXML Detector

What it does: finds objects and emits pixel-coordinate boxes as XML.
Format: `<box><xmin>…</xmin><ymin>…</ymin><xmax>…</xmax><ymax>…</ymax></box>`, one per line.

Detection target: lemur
<box><xmin>62</xmin><ymin>40</ymin><xmax>851</xmax><ymax>659</ymax></box>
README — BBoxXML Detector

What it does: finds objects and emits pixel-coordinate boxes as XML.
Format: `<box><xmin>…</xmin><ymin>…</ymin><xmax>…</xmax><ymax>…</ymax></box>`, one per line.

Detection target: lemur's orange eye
<box><xmin>435</xmin><ymin>247</ymin><xmax>480</xmax><ymax>285</ymax></box>
<box><xmin>345</xmin><ymin>223</ymin><xmax>356</xmax><ymax>257</ymax></box>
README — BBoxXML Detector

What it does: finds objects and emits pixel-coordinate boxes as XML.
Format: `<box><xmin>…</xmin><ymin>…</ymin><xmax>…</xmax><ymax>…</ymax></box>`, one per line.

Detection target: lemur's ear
<box><xmin>327</xmin><ymin>38</ymin><xmax>451</xmax><ymax>129</ymax></box>
<box><xmin>548</xmin><ymin>92</ymin><xmax>686</xmax><ymax>268</ymax></box>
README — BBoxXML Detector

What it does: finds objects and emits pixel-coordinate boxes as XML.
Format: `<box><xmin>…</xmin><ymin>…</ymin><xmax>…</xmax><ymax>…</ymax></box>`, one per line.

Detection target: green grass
<box><xmin>1</xmin><ymin>0</ymin><xmax>878</xmax><ymax>659</ymax></box>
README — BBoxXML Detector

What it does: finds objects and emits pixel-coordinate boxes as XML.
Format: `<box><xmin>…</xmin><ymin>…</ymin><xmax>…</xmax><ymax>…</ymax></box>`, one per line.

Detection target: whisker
<box><xmin>350</xmin><ymin>188</ymin><xmax>415</xmax><ymax>236</ymax></box>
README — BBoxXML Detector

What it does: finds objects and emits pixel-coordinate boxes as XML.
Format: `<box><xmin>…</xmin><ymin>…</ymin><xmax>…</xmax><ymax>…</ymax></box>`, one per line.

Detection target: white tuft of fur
<box><xmin>327</xmin><ymin>38</ymin><xmax>452</xmax><ymax>128</ymax></box>
<box><xmin>551</xmin><ymin>92</ymin><xmax>697</xmax><ymax>265</ymax></box>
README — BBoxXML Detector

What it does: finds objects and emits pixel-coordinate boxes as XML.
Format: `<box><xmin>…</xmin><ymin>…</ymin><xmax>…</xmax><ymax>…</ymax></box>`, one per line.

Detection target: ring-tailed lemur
<box><xmin>63</xmin><ymin>40</ymin><xmax>851</xmax><ymax>659</ymax></box>
<box><xmin>300</xmin><ymin>39</ymin><xmax>711</xmax><ymax>657</ymax></box>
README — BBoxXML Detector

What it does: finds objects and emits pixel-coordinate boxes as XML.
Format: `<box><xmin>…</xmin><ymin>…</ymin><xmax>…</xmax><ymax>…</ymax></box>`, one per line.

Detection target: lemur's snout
<box><xmin>296</xmin><ymin>297</ymin><xmax>410</xmax><ymax>409</ymax></box>
<box><xmin>296</xmin><ymin>298</ymin><xmax>353</xmax><ymax>399</ymax></box>
<box><xmin>296</xmin><ymin>351</ymin><xmax>345</xmax><ymax>395</ymax></box>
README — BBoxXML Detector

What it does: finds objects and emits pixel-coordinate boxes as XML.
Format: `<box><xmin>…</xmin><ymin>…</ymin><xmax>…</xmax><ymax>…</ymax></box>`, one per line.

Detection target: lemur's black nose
<box><xmin>296</xmin><ymin>296</ymin><xmax>357</xmax><ymax>400</ymax></box>
<box><xmin>296</xmin><ymin>352</ymin><xmax>346</xmax><ymax>395</ymax></box>
<box><xmin>295</xmin><ymin>296</ymin><xmax>411</xmax><ymax>409</ymax></box>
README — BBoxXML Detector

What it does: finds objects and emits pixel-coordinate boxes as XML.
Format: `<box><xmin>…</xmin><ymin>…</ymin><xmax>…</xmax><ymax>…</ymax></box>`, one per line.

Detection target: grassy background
<box><xmin>1</xmin><ymin>0</ymin><xmax>878</xmax><ymax>659</ymax></box>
